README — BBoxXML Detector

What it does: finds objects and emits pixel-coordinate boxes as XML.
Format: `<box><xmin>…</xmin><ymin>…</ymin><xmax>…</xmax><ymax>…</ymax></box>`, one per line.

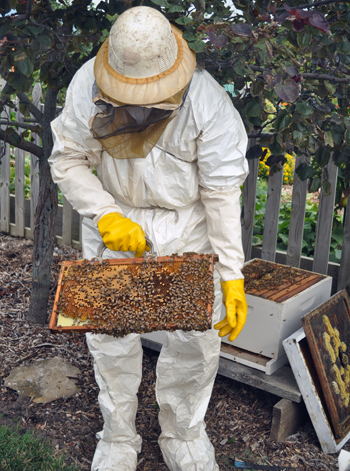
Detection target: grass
<box><xmin>0</xmin><ymin>421</ymin><xmax>79</xmax><ymax>471</ymax></box>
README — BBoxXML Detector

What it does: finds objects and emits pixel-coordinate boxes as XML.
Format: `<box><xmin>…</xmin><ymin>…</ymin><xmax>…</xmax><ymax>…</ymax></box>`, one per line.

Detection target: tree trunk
<box><xmin>27</xmin><ymin>88</ymin><xmax>59</xmax><ymax>325</ymax></box>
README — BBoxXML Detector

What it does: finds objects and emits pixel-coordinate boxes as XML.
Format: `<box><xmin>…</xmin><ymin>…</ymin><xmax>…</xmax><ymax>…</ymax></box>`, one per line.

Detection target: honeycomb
<box><xmin>53</xmin><ymin>253</ymin><xmax>217</xmax><ymax>337</ymax></box>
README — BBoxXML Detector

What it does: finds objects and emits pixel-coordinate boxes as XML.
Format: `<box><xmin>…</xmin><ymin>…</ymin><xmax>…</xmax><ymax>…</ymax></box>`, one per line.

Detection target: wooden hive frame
<box><xmin>50</xmin><ymin>253</ymin><xmax>218</xmax><ymax>337</ymax></box>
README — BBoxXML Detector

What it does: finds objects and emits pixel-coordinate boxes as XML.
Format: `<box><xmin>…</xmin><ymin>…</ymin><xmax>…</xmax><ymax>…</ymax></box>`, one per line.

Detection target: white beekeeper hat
<box><xmin>94</xmin><ymin>6</ymin><xmax>196</xmax><ymax>105</ymax></box>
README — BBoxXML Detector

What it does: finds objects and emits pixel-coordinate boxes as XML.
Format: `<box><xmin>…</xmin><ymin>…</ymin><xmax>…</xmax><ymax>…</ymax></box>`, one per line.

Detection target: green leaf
<box><xmin>330</xmin><ymin>125</ymin><xmax>345</xmax><ymax>146</ymax></box>
<box><xmin>345</xmin><ymin>129</ymin><xmax>350</xmax><ymax>146</ymax></box>
<box><xmin>249</xmin><ymin>116</ymin><xmax>263</xmax><ymax>126</ymax></box>
<box><xmin>297</xmin><ymin>32</ymin><xmax>311</xmax><ymax>48</ymax></box>
<box><xmin>9</xmin><ymin>131</ymin><xmax>22</xmax><ymax>146</ymax></box>
<box><xmin>0</xmin><ymin>82</ymin><xmax>15</xmax><ymax>96</ymax></box>
<box><xmin>296</xmin><ymin>102</ymin><xmax>313</xmax><ymax>116</ymax></box>
<box><xmin>108</xmin><ymin>0</ymin><xmax>125</xmax><ymax>14</ymax></box>
<box><xmin>233</xmin><ymin>63</ymin><xmax>245</xmax><ymax>76</ymax></box>
<box><xmin>151</xmin><ymin>0</ymin><xmax>170</xmax><ymax>6</ymax></box>
<box><xmin>293</xmin><ymin>130</ymin><xmax>303</xmax><ymax>143</ymax></box>
<box><xmin>309</xmin><ymin>177</ymin><xmax>321</xmax><ymax>193</ymax></box>
<box><xmin>183</xmin><ymin>31</ymin><xmax>197</xmax><ymax>42</ymax></box>
<box><xmin>7</xmin><ymin>72</ymin><xmax>31</xmax><ymax>92</ymax></box>
<box><xmin>296</xmin><ymin>162</ymin><xmax>315</xmax><ymax>181</ymax></box>
<box><xmin>335</xmin><ymin>248</ymin><xmax>342</xmax><ymax>261</ymax></box>
<box><xmin>246</xmin><ymin>144</ymin><xmax>263</xmax><ymax>160</ymax></box>
<box><xmin>321</xmin><ymin>181</ymin><xmax>331</xmax><ymax>196</ymax></box>
<box><xmin>274</xmin><ymin>110</ymin><xmax>292</xmax><ymax>132</ymax></box>
<box><xmin>175</xmin><ymin>16</ymin><xmax>193</xmax><ymax>25</ymax></box>
<box><xmin>324</xmin><ymin>81</ymin><xmax>336</xmax><ymax>95</ymax></box>
<box><xmin>252</xmin><ymin>236</ymin><xmax>262</xmax><ymax>246</ymax></box>
<box><xmin>0</xmin><ymin>23</ymin><xmax>10</xmax><ymax>36</ymax></box>
<box><xmin>245</xmin><ymin>99</ymin><xmax>263</xmax><ymax>118</ymax></box>
<box><xmin>15</xmin><ymin>56</ymin><xmax>33</xmax><ymax>77</ymax></box>
<box><xmin>324</xmin><ymin>131</ymin><xmax>334</xmax><ymax>147</ymax></box>
<box><xmin>26</xmin><ymin>25</ymin><xmax>44</xmax><ymax>35</ymax></box>
<box><xmin>188</xmin><ymin>40</ymin><xmax>206</xmax><ymax>53</ymax></box>
<box><xmin>314</xmin><ymin>147</ymin><xmax>330</xmax><ymax>167</ymax></box>
<box><xmin>269</xmin><ymin>140</ymin><xmax>283</xmax><ymax>155</ymax></box>
<box><xmin>167</xmin><ymin>4</ymin><xmax>183</xmax><ymax>12</ymax></box>
<box><xmin>337</xmin><ymin>39</ymin><xmax>350</xmax><ymax>54</ymax></box>
<box><xmin>38</xmin><ymin>35</ymin><xmax>52</xmax><ymax>48</ymax></box>
<box><xmin>332</xmin><ymin>226</ymin><xmax>344</xmax><ymax>246</ymax></box>
<box><xmin>278</xmin><ymin>233</ymin><xmax>289</xmax><ymax>245</ymax></box>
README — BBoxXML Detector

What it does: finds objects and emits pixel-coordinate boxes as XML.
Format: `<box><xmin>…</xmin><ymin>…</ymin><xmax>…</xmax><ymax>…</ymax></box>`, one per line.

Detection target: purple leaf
<box><xmin>264</xmin><ymin>73</ymin><xmax>283</xmax><ymax>90</ymax></box>
<box><xmin>291</xmin><ymin>75</ymin><xmax>302</xmax><ymax>84</ymax></box>
<box><xmin>274</xmin><ymin>78</ymin><xmax>299</xmax><ymax>103</ymax></box>
<box><xmin>231</xmin><ymin>23</ymin><xmax>253</xmax><ymax>37</ymax></box>
<box><xmin>292</xmin><ymin>19</ymin><xmax>304</xmax><ymax>32</ymax></box>
<box><xmin>283</xmin><ymin>4</ymin><xmax>310</xmax><ymax>19</ymax></box>
<box><xmin>286</xmin><ymin>66</ymin><xmax>299</xmax><ymax>77</ymax></box>
<box><xmin>207</xmin><ymin>32</ymin><xmax>228</xmax><ymax>48</ymax></box>
<box><xmin>276</xmin><ymin>12</ymin><xmax>289</xmax><ymax>23</ymax></box>
<box><xmin>307</xmin><ymin>12</ymin><xmax>330</xmax><ymax>33</ymax></box>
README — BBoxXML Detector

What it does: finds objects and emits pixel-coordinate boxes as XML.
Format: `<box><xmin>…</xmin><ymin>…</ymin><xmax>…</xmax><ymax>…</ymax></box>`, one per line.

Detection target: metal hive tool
<box><xmin>50</xmin><ymin>243</ymin><xmax>218</xmax><ymax>337</ymax></box>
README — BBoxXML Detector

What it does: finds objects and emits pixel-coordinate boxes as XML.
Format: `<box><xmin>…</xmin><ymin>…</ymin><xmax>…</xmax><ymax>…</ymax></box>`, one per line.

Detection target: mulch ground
<box><xmin>0</xmin><ymin>233</ymin><xmax>346</xmax><ymax>470</ymax></box>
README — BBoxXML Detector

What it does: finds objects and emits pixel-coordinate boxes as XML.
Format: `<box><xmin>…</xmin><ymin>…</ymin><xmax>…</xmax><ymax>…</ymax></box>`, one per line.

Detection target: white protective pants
<box><xmin>84</xmin><ymin>220</ymin><xmax>222</xmax><ymax>471</ymax></box>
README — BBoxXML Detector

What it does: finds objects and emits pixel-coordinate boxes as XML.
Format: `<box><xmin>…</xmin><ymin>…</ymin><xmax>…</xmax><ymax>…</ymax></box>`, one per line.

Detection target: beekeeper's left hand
<box><xmin>214</xmin><ymin>279</ymin><xmax>247</xmax><ymax>342</ymax></box>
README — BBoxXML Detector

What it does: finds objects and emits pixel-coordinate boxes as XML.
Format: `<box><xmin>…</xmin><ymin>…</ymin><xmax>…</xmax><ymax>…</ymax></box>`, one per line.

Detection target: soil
<box><xmin>0</xmin><ymin>233</ymin><xmax>347</xmax><ymax>471</ymax></box>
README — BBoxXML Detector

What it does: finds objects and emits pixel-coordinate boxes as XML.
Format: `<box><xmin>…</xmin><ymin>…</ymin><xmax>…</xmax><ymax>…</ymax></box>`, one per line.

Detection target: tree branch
<box><xmin>275</xmin><ymin>0</ymin><xmax>349</xmax><ymax>12</ymax></box>
<box><xmin>0</xmin><ymin>130</ymin><xmax>43</xmax><ymax>158</ymax></box>
<box><xmin>17</xmin><ymin>93</ymin><xmax>43</xmax><ymax>124</ymax></box>
<box><xmin>15</xmin><ymin>0</ymin><xmax>33</xmax><ymax>21</ymax></box>
<box><xmin>42</xmin><ymin>0</ymin><xmax>53</xmax><ymax>12</ymax></box>
<box><xmin>0</xmin><ymin>119</ymin><xmax>42</xmax><ymax>134</ymax></box>
<box><xmin>275</xmin><ymin>0</ymin><xmax>350</xmax><ymax>13</ymax></box>
<box><xmin>248</xmin><ymin>132</ymin><xmax>273</xmax><ymax>139</ymax></box>
<box><xmin>249</xmin><ymin>65</ymin><xmax>350</xmax><ymax>83</ymax></box>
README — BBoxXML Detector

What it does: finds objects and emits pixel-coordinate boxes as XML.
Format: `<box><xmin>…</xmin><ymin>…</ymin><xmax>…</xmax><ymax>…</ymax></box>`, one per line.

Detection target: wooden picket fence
<box><xmin>0</xmin><ymin>89</ymin><xmax>349</xmax><ymax>294</ymax></box>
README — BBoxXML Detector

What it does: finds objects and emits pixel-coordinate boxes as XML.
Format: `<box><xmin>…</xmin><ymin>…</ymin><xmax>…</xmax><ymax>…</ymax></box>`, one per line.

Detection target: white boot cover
<box><xmin>156</xmin><ymin>271</ymin><xmax>222</xmax><ymax>471</ymax></box>
<box><xmin>91</xmin><ymin>441</ymin><xmax>138</xmax><ymax>471</ymax></box>
<box><xmin>159</xmin><ymin>435</ymin><xmax>219</xmax><ymax>471</ymax></box>
<box><xmin>86</xmin><ymin>332</ymin><xmax>143</xmax><ymax>471</ymax></box>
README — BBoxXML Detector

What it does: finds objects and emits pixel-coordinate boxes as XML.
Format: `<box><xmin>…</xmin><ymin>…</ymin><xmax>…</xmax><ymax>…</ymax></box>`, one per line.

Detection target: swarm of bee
<box><xmin>242</xmin><ymin>259</ymin><xmax>311</xmax><ymax>294</ymax></box>
<box><xmin>56</xmin><ymin>253</ymin><xmax>215</xmax><ymax>337</ymax></box>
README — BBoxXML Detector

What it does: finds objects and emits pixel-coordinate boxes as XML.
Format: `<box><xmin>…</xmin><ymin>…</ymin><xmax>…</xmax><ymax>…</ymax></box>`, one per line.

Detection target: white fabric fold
<box><xmin>200</xmin><ymin>186</ymin><xmax>245</xmax><ymax>281</ymax></box>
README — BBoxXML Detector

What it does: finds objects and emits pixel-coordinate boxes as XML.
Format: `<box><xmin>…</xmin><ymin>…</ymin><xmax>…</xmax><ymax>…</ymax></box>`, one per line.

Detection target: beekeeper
<box><xmin>49</xmin><ymin>6</ymin><xmax>249</xmax><ymax>471</ymax></box>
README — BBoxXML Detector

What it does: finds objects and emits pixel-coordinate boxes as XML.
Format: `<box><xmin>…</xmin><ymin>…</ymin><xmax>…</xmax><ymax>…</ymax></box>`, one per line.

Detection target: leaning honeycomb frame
<box><xmin>50</xmin><ymin>253</ymin><xmax>219</xmax><ymax>337</ymax></box>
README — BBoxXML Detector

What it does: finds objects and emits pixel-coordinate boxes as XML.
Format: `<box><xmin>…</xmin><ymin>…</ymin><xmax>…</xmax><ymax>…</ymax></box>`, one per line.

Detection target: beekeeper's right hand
<box><xmin>98</xmin><ymin>212</ymin><xmax>150</xmax><ymax>257</ymax></box>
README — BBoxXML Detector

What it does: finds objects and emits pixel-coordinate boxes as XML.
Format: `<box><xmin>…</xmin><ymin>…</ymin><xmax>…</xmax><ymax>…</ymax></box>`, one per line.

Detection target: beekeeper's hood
<box><xmin>91</xmin><ymin>6</ymin><xmax>196</xmax><ymax>159</ymax></box>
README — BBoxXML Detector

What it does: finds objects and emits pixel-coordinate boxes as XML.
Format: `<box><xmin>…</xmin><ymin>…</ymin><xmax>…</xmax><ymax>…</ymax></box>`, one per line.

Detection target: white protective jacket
<box><xmin>49</xmin><ymin>58</ymin><xmax>249</xmax><ymax>280</ymax></box>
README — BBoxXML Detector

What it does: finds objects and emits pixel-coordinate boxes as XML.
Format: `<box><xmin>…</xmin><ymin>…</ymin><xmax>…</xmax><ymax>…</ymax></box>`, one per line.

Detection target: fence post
<box><xmin>313</xmin><ymin>159</ymin><xmax>338</xmax><ymax>275</ymax></box>
<box><xmin>338</xmin><ymin>205</ymin><xmax>350</xmax><ymax>293</ymax></box>
<box><xmin>286</xmin><ymin>155</ymin><xmax>308</xmax><ymax>268</ymax></box>
<box><xmin>241</xmin><ymin>138</ymin><xmax>258</xmax><ymax>262</ymax></box>
<box><xmin>0</xmin><ymin>94</ymin><xmax>10</xmax><ymax>233</ymax></box>
<box><xmin>12</xmin><ymin>99</ymin><xmax>25</xmax><ymax>237</ymax></box>
<box><xmin>62</xmin><ymin>196</ymin><xmax>73</xmax><ymax>246</ymax></box>
<box><xmin>261</xmin><ymin>167</ymin><xmax>284</xmax><ymax>262</ymax></box>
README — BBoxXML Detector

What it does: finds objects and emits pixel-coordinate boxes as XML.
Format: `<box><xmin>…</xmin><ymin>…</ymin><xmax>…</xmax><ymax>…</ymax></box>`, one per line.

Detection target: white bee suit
<box><xmin>49</xmin><ymin>58</ymin><xmax>248</xmax><ymax>471</ymax></box>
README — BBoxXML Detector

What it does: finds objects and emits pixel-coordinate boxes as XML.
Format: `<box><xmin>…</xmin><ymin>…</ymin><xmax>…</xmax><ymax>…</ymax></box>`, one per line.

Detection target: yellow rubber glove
<box><xmin>214</xmin><ymin>279</ymin><xmax>247</xmax><ymax>342</ymax></box>
<box><xmin>98</xmin><ymin>212</ymin><xmax>150</xmax><ymax>258</ymax></box>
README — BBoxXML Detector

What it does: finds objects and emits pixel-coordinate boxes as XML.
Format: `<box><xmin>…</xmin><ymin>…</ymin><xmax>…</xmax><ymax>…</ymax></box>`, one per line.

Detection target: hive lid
<box><xmin>242</xmin><ymin>259</ymin><xmax>326</xmax><ymax>303</ymax></box>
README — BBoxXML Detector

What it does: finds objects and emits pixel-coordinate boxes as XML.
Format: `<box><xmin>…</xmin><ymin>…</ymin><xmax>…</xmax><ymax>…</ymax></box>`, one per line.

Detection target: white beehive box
<box><xmin>221</xmin><ymin>259</ymin><xmax>332</xmax><ymax>361</ymax></box>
